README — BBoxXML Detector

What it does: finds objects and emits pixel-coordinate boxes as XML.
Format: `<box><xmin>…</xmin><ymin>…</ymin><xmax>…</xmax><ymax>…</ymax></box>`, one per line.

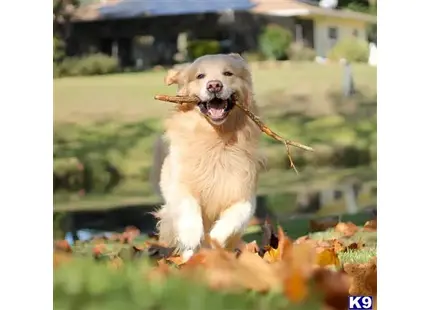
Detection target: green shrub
<box><xmin>187</xmin><ymin>40</ymin><xmax>221</xmax><ymax>60</ymax></box>
<box><xmin>327</xmin><ymin>38</ymin><xmax>369</xmax><ymax>63</ymax></box>
<box><xmin>287</xmin><ymin>42</ymin><xmax>316</xmax><ymax>61</ymax></box>
<box><xmin>56</xmin><ymin>53</ymin><xmax>119</xmax><ymax>77</ymax></box>
<box><xmin>258</xmin><ymin>24</ymin><xmax>293</xmax><ymax>60</ymax></box>
<box><xmin>54</xmin><ymin>36</ymin><xmax>65</xmax><ymax>63</ymax></box>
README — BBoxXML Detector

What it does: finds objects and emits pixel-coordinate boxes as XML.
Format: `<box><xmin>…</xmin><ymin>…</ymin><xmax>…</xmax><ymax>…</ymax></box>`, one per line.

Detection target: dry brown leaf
<box><xmin>313</xmin><ymin>268</ymin><xmax>352</xmax><ymax>310</ymax></box>
<box><xmin>233</xmin><ymin>250</ymin><xmax>283</xmax><ymax>292</ymax></box>
<box><xmin>238</xmin><ymin>240</ymin><xmax>260</xmax><ymax>254</ymax></box>
<box><xmin>346</xmin><ymin>242</ymin><xmax>365</xmax><ymax>251</ymax></box>
<box><xmin>294</xmin><ymin>235</ymin><xmax>310</xmax><ymax>244</ymax></box>
<box><xmin>343</xmin><ymin>256</ymin><xmax>377</xmax><ymax>296</ymax></box>
<box><xmin>332</xmin><ymin>239</ymin><xmax>346</xmax><ymax>253</ymax></box>
<box><xmin>334</xmin><ymin>222</ymin><xmax>359</xmax><ymax>237</ymax></box>
<box><xmin>54</xmin><ymin>240</ymin><xmax>72</xmax><ymax>253</ymax></box>
<box><xmin>363</xmin><ymin>219</ymin><xmax>377</xmax><ymax>231</ymax></box>
<box><xmin>315</xmin><ymin>248</ymin><xmax>341</xmax><ymax>268</ymax></box>
<box><xmin>166</xmin><ymin>255</ymin><xmax>186</xmax><ymax>266</ymax></box>
<box><xmin>283</xmin><ymin>268</ymin><xmax>308</xmax><ymax>302</ymax></box>
<box><xmin>92</xmin><ymin>243</ymin><xmax>107</xmax><ymax>258</ymax></box>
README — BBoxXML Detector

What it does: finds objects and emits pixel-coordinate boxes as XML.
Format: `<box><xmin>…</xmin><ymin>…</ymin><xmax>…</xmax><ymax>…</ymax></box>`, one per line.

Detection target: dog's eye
<box><xmin>196</xmin><ymin>73</ymin><xmax>205</xmax><ymax>79</ymax></box>
<box><xmin>223</xmin><ymin>71</ymin><xmax>233</xmax><ymax>77</ymax></box>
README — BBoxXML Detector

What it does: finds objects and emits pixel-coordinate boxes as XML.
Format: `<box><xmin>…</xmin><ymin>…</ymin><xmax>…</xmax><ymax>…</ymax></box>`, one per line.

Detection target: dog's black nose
<box><xmin>206</xmin><ymin>80</ymin><xmax>223</xmax><ymax>93</ymax></box>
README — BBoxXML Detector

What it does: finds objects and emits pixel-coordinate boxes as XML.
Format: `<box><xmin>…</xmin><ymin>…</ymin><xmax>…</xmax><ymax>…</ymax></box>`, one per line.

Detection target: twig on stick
<box><xmin>154</xmin><ymin>94</ymin><xmax>314</xmax><ymax>174</ymax></box>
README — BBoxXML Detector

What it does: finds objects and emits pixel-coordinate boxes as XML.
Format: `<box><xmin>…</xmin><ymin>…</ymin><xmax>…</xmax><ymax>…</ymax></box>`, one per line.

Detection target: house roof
<box><xmin>74</xmin><ymin>0</ymin><xmax>256</xmax><ymax>21</ymax></box>
<box><xmin>251</xmin><ymin>0</ymin><xmax>376</xmax><ymax>23</ymax></box>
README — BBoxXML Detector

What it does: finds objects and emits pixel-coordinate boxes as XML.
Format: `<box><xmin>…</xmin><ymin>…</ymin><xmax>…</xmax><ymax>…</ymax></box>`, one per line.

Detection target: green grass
<box><xmin>54</xmin><ymin>63</ymin><xmax>376</xmax><ymax>124</ymax></box>
<box><xmin>54</xmin><ymin>63</ymin><xmax>377</xmax><ymax>210</ymax></box>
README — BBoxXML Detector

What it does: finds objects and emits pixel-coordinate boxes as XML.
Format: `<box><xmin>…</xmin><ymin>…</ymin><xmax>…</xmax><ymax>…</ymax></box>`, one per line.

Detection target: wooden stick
<box><xmin>154</xmin><ymin>94</ymin><xmax>314</xmax><ymax>174</ymax></box>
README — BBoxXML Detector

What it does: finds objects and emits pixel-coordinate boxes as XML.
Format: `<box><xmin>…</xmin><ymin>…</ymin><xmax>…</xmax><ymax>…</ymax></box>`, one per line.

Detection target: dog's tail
<box><xmin>150</xmin><ymin>134</ymin><xmax>169</xmax><ymax>199</ymax></box>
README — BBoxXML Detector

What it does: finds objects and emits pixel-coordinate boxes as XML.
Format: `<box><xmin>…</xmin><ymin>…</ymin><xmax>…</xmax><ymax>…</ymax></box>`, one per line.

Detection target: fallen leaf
<box><xmin>233</xmin><ymin>250</ymin><xmax>283</xmax><ymax>292</ymax></box>
<box><xmin>345</xmin><ymin>242</ymin><xmax>365</xmax><ymax>251</ymax></box>
<box><xmin>313</xmin><ymin>268</ymin><xmax>352</xmax><ymax>310</ymax></box>
<box><xmin>92</xmin><ymin>243</ymin><xmax>107</xmax><ymax>257</ymax></box>
<box><xmin>332</xmin><ymin>239</ymin><xmax>346</xmax><ymax>253</ymax></box>
<box><xmin>334</xmin><ymin>222</ymin><xmax>359</xmax><ymax>237</ymax></box>
<box><xmin>294</xmin><ymin>235</ymin><xmax>310</xmax><ymax>244</ymax></box>
<box><xmin>238</xmin><ymin>240</ymin><xmax>260</xmax><ymax>254</ymax></box>
<box><xmin>166</xmin><ymin>255</ymin><xmax>185</xmax><ymax>266</ymax></box>
<box><xmin>283</xmin><ymin>268</ymin><xmax>308</xmax><ymax>302</ymax></box>
<box><xmin>54</xmin><ymin>240</ymin><xmax>72</xmax><ymax>253</ymax></box>
<box><xmin>316</xmin><ymin>248</ymin><xmax>340</xmax><ymax>268</ymax></box>
<box><xmin>364</xmin><ymin>219</ymin><xmax>377</xmax><ymax>231</ymax></box>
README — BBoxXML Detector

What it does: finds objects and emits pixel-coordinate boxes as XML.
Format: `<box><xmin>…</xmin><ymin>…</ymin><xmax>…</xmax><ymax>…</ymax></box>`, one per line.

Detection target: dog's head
<box><xmin>165</xmin><ymin>53</ymin><xmax>253</xmax><ymax>126</ymax></box>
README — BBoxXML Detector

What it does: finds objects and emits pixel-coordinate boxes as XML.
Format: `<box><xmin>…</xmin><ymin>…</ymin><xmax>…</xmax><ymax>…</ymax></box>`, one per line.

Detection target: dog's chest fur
<box><xmin>165</xmin><ymin>111</ymin><xmax>261</xmax><ymax>222</ymax></box>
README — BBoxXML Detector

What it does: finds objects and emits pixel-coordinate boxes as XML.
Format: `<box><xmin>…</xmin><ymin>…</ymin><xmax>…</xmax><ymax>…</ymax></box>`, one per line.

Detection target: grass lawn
<box><xmin>54</xmin><ymin>62</ymin><xmax>377</xmax><ymax>212</ymax></box>
<box><xmin>54</xmin><ymin>62</ymin><xmax>376</xmax><ymax>124</ymax></box>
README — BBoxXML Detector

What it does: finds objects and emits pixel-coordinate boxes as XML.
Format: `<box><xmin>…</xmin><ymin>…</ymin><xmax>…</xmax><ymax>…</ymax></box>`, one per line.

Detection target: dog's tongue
<box><xmin>208</xmin><ymin>106</ymin><xmax>225</xmax><ymax>118</ymax></box>
<box><xmin>207</xmin><ymin>101</ymin><xmax>226</xmax><ymax>118</ymax></box>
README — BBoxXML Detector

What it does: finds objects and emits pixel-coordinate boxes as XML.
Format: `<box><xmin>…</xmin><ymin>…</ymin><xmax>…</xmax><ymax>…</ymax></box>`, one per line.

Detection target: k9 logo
<box><xmin>348</xmin><ymin>296</ymin><xmax>373</xmax><ymax>309</ymax></box>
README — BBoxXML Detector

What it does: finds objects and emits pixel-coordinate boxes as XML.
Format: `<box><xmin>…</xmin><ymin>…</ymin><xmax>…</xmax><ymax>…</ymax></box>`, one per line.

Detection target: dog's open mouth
<box><xmin>197</xmin><ymin>95</ymin><xmax>236</xmax><ymax>123</ymax></box>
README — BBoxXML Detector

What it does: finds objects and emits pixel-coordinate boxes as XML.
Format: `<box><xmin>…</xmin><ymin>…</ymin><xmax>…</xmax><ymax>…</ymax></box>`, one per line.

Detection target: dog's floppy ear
<box><xmin>164</xmin><ymin>69</ymin><xmax>181</xmax><ymax>86</ymax></box>
<box><xmin>164</xmin><ymin>64</ymin><xmax>190</xmax><ymax>86</ymax></box>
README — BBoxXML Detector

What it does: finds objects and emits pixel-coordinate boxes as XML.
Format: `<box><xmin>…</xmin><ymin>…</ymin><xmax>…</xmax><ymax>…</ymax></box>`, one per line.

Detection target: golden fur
<box><xmin>155</xmin><ymin>54</ymin><xmax>264</xmax><ymax>253</ymax></box>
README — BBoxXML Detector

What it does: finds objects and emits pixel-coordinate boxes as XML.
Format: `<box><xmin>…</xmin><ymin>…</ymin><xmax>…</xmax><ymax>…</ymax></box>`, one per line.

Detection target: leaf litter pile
<box><xmin>54</xmin><ymin>218</ymin><xmax>377</xmax><ymax>310</ymax></box>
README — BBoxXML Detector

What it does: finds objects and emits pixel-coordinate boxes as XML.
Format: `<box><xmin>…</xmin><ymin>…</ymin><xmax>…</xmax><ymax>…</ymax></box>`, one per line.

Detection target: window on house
<box><xmin>328</xmin><ymin>27</ymin><xmax>338</xmax><ymax>39</ymax></box>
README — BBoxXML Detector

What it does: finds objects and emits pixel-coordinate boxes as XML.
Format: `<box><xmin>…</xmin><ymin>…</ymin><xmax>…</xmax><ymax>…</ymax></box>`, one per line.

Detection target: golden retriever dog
<box><xmin>154</xmin><ymin>53</ymin><xmax>264</xmax><ymax>261</ymax></box>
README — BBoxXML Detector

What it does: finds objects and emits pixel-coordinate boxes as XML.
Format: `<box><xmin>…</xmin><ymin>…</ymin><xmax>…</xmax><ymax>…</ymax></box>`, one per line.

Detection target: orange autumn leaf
<box><xmin>332</xmin><ymin>239</ymin><xmax>346</xmax><ymax>253</ymax></box>
<box><xmin>181</xmin><ymin>251</ymin><xmax>209</xmax><ymax>269</ymax></box>
<box><xmin>92</xmin><ymin>243</ymin><xmax>107</xmax><ymax>256</ymax></box>
<box><xmin>54</xmin><ymin>240</ymin><xmax>72</xmax><ymax>253</ymax></box>
<box><xmin>233</xmin><ymin>250</ymin><xmax>283</xmax><ymax>292</ymax></box>
<box><xmin>364</xmin><ymin>219</ymin><xmax>377</xmax><ymax>231</ymax></box>
<box><xmin>313</xmin><ymin>268</ymin><xmax>352</xmax><ymax>310</ymax></box>
<box><xmin>263</xmin><ymin>226</ymin><xmax>293</xmax><ymax>263</ymax></box>
<box><xmin>236</xmin><ymin>240</ymin><xmax>260</xmax><ymax>256</ymax></box>
<box><xmin>283</xmin><ymin>268</ymin><xmax>308</xmax><ymax>302</ymax></box>
<box><xmin>316</xmin><ymin>248</ymin><xmax>341</xmax><ymax>268</ymax></box>
<box><xmin>345</xmin><ymin>242</ymin><xmax>365</xmax><ymax>251</ymax></box>
<box><xmin>263</xmin><ymin>246</ymin><xmax>279</xmax><ymax>263</ymax></box>
<box><xmin>334</xmin><ymin>222</ymin><xmax>359</xmax><ymax>237</ymax></box>
<box><xmin>294</xmin><ymin>235</ymin><xmax>310</xmax><ymax>245</ymax></box>
<box><xmin>166</xmin><ymin>255</ymin><xmax>186</xmax><ymax>266</ymax></box>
